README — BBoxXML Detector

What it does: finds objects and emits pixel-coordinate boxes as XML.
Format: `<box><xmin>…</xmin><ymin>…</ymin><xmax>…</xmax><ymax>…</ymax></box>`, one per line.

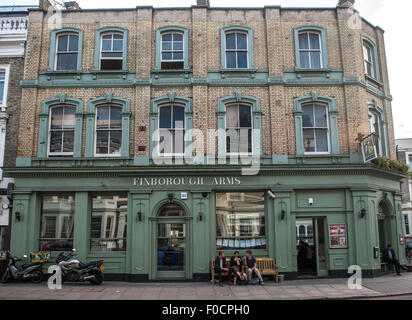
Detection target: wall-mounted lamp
<box><xmin>281</xmin><ymin>209</ymin><xmax>286</xmax><ymax>220</ymax></box>
<box><xmin>198</xmin><ymin>212</ymin><xmax>203</xmax><ymax>221</ymax></box>
<box><xmin>360</xmin><ymin>208</ymin><xmax>367</xmax><ymax>219</ymax></box>
<box><xmin>15</xmin><ymin>211</ymin><xmax>21</xmax><ymax>222</ymax></box>
<box><xmin>137</xmin><ymin>211</ymin><xmax>143</xmax><ymax>222</ymax></box>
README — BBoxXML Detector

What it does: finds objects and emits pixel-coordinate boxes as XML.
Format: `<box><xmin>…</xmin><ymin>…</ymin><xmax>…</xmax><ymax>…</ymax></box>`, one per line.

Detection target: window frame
<box><xmin>361</xmin><ymin>36</ymin><xmax>380</xmax><ymax>81</ymax></box>
<box><xmin>293</xmin><ymin>92</ymin><xmax>339</xmax><ymax>156</ymax></box>
<box><xmin>55</xmin><ymin>33</ymin><xmax>80</xmax><ymax>71</ymax></box>
<box><xmin>89</xmin><ymin>193</ymin><xmax>128</xmax><ymax>252</ymax></box>
<box><xmin>215</xmin><ymin>191</ymin><xmax>268</xmax><ymax>250</ymax></box>
<box><xmin>367</xmin><ymin>99</ymin><xmax>388</xmax><ymax>158</ymax></box>
<box><xmin>94</xmin><ymin>27</ymin><xmax>128</xmax><ymax>71</ymax></box>
<box><xmin>0</xmin><ymin>64</ymin><xmax>10</xmax><ymax>110</ymax></box>
<box><xmin>47</xmin><ymin>105</ymin><xmax>77</xmax><ymax>157</ymax></box>
<box><xmin>294</xmin><ymin>26</ymin><xmax>329</xmax><ymax>70</ymax></box>
<box><xmin>94</xmin><ymin>104</ymin><xmax>123</xmax><ymax>157</ymax></box>
<box><xmin>160</xmin><ymin>31</ymin><xmax>185</xmax><ymax>64</ymax></box>
<box><xmin>155</xmin><ymin>26</ymin><xmax>189</xmax><ymax>71</ymax></box>
<box><xmin>38</xmin><ymin>95</ymin><xmax>84</xmax><ymax>158</ymax></box>
<box><xmin>85</xmin><ymin>93</ymin><xmax>131</xmax><ymax>158</ymax></box>
<box><xmin>157</xmin><ymin>104</ymin><xmax>186</xmax><ymax>157</ymax></box>
<box><xmin>225</xmin><ymin>103</ymin><xmax>254</xmax><ymax>156</ymax></box>
<box><xmin>48</xmin><ymin>28</ymin><xmax>83</xmax><ymax>72</ymax></box>
<box><xmin>301</xmin><ymin>103</ymin><xmax>330</xmax><ymax>155</ymax></box>
<box><xmin>220</xmin><ymin>26</ymin><xmax>255</xmax><ymax>71</ymax></box>
<box><xmin>224</xmin><ymin>31</ymin><xmax>249</xmax><ymax>69</ymax></box>
<box><xmin>150</xmin><ymin>93</ymin><xmax>193</xmax><ymax>160</ymax></box>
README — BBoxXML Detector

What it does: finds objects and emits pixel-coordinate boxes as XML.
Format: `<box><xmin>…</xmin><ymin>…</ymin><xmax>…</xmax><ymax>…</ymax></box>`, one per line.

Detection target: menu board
<box><xmin>329</xmin><ymin>224</ymin><xmax>347</xmax><ymax>249</ymax></box>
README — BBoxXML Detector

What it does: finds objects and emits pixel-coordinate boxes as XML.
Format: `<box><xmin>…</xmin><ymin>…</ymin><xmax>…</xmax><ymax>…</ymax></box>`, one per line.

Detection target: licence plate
<box><xmin>99</xmin><ymin>265</ymin><xmax>104</xmax><ymax>271</ymax></box>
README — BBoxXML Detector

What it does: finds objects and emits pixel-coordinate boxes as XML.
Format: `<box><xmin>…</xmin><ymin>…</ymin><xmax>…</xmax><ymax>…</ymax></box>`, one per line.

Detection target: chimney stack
<box><xmin>64</xmin><ymin>1</ymin><xmax>81</xmax><ymax>10</ymax></box>
<box><xmin>337</xmin><ymin>0</ymin><xmax>355</xmax><ymax>8</ymax></box>
<box><xmin>196</xmin><ymin>0</ymin><xmax>210</xmax><ymax>7</ymax></box>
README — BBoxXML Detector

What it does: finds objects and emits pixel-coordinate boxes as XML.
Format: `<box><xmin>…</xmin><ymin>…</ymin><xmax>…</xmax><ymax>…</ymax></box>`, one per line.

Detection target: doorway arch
<box><xmin>153</xmin><ymin>202</ymin><xmax>190</xmax><ymax>279</ymax></box>
<box><xmin>377</xmin><ymin>199</ymin><xmax>394</xmax><ymax>252</ymax></box>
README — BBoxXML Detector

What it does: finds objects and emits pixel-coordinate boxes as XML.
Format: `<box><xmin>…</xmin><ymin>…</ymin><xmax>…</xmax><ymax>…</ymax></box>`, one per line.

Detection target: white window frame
<box><xmin>368</xmin><ymin>111</ymin><xmax>383</xmax><ymax>157</ymax></box>
<box><xmin>157</xmin><ymin>104</ymin><xmax>186</xmax><ymax>157</ymax></box>
<box><xmin>47</xmin><ymin>105</ymin><xmax>76</xmax><ymax>157</ymax></box>
<box><xmin>55</xmin><ymin>33</ymin><xmax>79</xmax><ymax>71</ymax></box>
<box><xmin>302</xmin><ymin>103</ymin><xmax>330</xmax><ymax>155</ymax></box>
<box><xmin>94</xmin><ymin>105</ymin><xmax>122</xmax><ymax>158</ymax></box>
<box><xmin>403</xmin><ymin>213</ymin><xmax>411</xmax><ymax>236</ymax></box>
<box><xmin>160</xmin><ymin>32</ymin><xmax>184</xmax><ymax>63</ymax></box>
<box><xmin>100</xmin><ymin>32</ymin><xmax>124</xmax><ymax>68</ymax></box>
<box><xmin>0</xmin><ymin>65</ymin><xmax>10</xmax><ymax>111</ymax></box>
<box><xmin>225</xmin><ymin>32</ymin><xmax>249</xmax><ymax>69</ymax></box>
<box><xmin>225</xmin><ymin>103</ymin><xmax>254</xmax><ymax>156</ymax></box>
<box><xmin>298</xmin><ymin>31</ymin><xmax>323</xmax><ymax>69</ymax></box>
<box><xmin>363</xmin><ymin>41</ymin><xmax>376</xmax><ymax>78</ymax></box>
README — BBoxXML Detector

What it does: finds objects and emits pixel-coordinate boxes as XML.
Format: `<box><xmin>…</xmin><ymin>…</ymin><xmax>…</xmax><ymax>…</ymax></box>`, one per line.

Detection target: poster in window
<box><xmin>329</xmin><ymin>224</ymin><xmax>347</xmax><ymax>248</ymax></box>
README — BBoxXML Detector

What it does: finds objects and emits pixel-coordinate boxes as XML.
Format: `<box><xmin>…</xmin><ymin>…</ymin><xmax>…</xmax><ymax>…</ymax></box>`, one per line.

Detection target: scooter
<box><xmin>56</xmin><ymin>249</ymin><xmax>104</xmax><ymax>285</ymax></box>
<box><xmin>1</xmin><ymin>252</ymin><xmax>44</xmax><ymax>283</ymax></box>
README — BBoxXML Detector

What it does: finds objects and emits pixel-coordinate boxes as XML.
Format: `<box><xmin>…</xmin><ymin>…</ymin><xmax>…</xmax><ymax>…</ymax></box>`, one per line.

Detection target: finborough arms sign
<box><xmin>134</xmin><ymin>176</ymin><xmax>241</xmax><ymax>187</ymax></box>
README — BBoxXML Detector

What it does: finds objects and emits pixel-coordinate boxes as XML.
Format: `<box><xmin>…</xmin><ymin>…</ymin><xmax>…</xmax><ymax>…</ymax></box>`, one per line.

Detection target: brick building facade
<box><xmin>7</xmin><ymin>0</ymin><xmax>406</xmax><ymax>280</ymax></box>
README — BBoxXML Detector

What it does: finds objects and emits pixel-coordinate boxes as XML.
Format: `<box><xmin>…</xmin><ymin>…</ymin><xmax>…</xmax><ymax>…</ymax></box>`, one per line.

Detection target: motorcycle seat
<box><xmin>78</xmin><ymin>261</ymin><xmax>102</xmax><ymax>269</ymax></box>
<box><xmin>22</xmin><ymin>262</ymin><xmax>41</xmax><ymax>269</ymax></box>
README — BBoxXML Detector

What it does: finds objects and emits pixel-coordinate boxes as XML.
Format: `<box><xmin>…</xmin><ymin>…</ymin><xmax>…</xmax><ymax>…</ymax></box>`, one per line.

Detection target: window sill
<box><xmin>151</xmin><ymin>69</ymin><xmax>192</xmax><ymax>79</ymax></box>
<box><xmin>364</xmin><ymin>74</ymin><xmax>384</xmax><ymax>88</ymax></box>
<box><xmin>218</xmin><ymin>68</ymin><xmax>258</xmax><ymax>79</ymax></box>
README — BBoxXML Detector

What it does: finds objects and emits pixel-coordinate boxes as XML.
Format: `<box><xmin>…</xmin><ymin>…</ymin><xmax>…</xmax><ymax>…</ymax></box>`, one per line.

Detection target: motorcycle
<box><xmin>1</xmin><ymin>252</ymin><xmax>44</xmax><ymax>283</ymax></box>
<box><xmin>56</xmin><ymin>249</ymin><xmax>104</xmax><ymax>285</ymax></box>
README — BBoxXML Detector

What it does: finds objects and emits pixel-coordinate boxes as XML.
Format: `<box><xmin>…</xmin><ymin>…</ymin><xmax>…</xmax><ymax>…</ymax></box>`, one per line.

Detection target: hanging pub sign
<box><xmin>329</xmin><ymin>224</ymin><xmax>348</xmax><ymax>249</ymax></box>
<box><xmin>360</xmin><ymin>133</ymin><xmax>378</xmax><ymax>163</ymax></box>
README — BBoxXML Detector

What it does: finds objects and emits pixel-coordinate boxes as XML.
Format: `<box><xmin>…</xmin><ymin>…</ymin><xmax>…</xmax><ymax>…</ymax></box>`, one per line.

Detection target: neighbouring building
<box><xmin>0</xmin><ymin>5</ymin><xmax>34</xmax><ymax>252</ymax></box>
<box><xmin>7</xmin><ymin>0</ymin><xmax>407</xmax><ymax>281</ymax></box>
<box><xmin>396</xmin><ymin>138</ymin><xmax>412</xmax><ymax>240</ymax></box>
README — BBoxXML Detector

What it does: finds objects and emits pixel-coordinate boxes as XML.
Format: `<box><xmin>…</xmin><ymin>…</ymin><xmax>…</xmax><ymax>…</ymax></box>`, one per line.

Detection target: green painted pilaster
<box><xmin>73</xmin><ymin>192</ymin><xmax>89</xmax><ymax>262</ymax></box>
<box><xmin>192</xmin><ymin>192</ymin><xmax>210</xmax><ymax>276</ymax></box>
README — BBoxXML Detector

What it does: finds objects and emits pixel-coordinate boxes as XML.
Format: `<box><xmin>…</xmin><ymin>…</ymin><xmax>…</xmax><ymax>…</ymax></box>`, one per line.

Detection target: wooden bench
<box><xmin>255</xmin><ymin>258</ymin><xmax>279</xmax><ymax>283</ymax></box>
<box><xmin>211</xmin><ymin>257</ymin><xmax>279</xmax><ymax>284</ymax></box>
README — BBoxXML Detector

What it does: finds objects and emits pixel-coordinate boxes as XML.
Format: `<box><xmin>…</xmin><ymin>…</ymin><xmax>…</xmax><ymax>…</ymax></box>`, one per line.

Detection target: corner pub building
<box><xmin>7</xmin><ymin>0</ymin><xmax>406</xmax><ymax>281</ymax></box>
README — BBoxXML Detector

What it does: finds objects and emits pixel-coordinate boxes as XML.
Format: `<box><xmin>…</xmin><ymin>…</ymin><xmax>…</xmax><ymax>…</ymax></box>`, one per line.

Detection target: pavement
<box><xmin>0</xmin><ymin>272</ymin><xmax>412</xmax><ymax>300</ymax></box>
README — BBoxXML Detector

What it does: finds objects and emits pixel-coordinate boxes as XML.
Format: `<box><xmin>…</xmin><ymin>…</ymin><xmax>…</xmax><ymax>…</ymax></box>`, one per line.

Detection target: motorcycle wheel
<box><xmin>1</xmin><ymin>269</ymin><xmax>10</xmax><ymax>284</ymax></box>
<box><xmin>88</xmin><ymin>269</ymin><xmax>103</xmax><ymax>285</ymax></box>
<box><xmin>29</xmin><ymin>270</ymin><xmax>43</xmax><ymax>284</ymax></box>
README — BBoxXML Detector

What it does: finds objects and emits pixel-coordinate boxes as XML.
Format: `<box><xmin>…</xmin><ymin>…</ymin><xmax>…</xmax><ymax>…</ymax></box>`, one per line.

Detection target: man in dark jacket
<box><xmin>382</xmin><ymin>244</ymin><xmax>407</xmax><ymax>275</ymax></box>
<box><xmin>214</xmin><ymin>251</ymin><xmax>229</xmax><ymax>286</ymax></box>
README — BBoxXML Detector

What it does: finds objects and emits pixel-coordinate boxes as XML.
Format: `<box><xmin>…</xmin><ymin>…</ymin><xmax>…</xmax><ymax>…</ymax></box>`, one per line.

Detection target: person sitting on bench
<box><xmin>214</xmin><ymin>251</ymin><xmax>229</xmax><ymax>286</ymax></box>
<box><xmin>245</xmin><ymin>250</ymin><xmax>264</xmax><ymax>285</ymax></box>
<box><xmin>229</xmin><ymin>251</ymin><xmax>243</xmax><ymax>285</ymax></box>
<box><xmin>382</xmin><ymin>244</ymin><xmax>408</xmax><ymax>276</ymax></box>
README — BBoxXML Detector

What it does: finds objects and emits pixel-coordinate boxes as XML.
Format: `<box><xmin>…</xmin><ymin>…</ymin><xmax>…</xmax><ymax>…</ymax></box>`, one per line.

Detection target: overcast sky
<box><xmin>4</xmin><ymin>0</ymin><xmax>412</xmax><ymax>139</ymax></box>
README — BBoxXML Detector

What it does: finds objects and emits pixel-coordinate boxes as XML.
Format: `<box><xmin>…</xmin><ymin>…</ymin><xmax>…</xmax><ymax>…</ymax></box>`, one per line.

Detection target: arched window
<box><xmin>85</xmin><ymin>94</ymin><xmax>131</xmax><ymax>158</ymax></box>
<box><xmin>298</xmin><ymin>31</ymin><xmax>322</xmax><ymax>69</ymax></box>
<box><xmin>95</xmin><ymin>105</ymin><xmax>122</xmax><ymax>156</ymax></box>
<box><xmin>155</xmin><ymin>26</ymin><xmax>189</xmax><ymax>71</ymax></box>
<box><xmin>368</xmin><ymin>100</ymin><xmax>388</xmax><ymax>158</ymax></box>
<box><xmin>302</xmin><ymin>103</ymin><xmax>329</xmax><ymax>153</ymax></box>
<box><xmin>158</xmin><ymin>204</ymin><xmax>185</xmax><ymax>217</ymax></box>
<box><xmin>49</xmin><ymin>105</ymin><xmax>76</xmax><ymax>156</ymax></box>
<box><xmin>55</xmin><ymin>33</ymin><xmax>79</xmax><ymax>71</ymax></box>
<box><xmin>49</xmin><ymin>28</ymin><xmax>83</xmax><ymax>72</ymax></box>
<box><xmin>294</xmin><ymin>92</ymin><xmax>339</xmax><ymax>156</ymax></box>
<box><xmin>160</xmin><ymin>32</ymin><xmax>184</xmax><ymax>70</ymax></box>
<box><xmin>158</xmin><ymin>104</ymin><xmax>185</xmax><ymax>155</ymax></box>
<box><xmin>225</xmin><ymin>32</ymin><xmax>248</xmax><ymax>69</ymax></box>
<box><xmin>226</xmin><ymin>103</ymin><xmax>252</xmax><ymax>154</ymax></box>
<box><xmin>294</xmin><ymin>26</ymin><xmax>329</xmax><ymax>70</ymax></box>
<box><xmin>100</xmin><ymin>33</ymin><xmax>124</xmax><ymax>70</ymax></box>
<box><xmin>220</xmin><ymin>26</ymin><xmax>254</xmax><ymax>70</ymax></box>
<box><xmin>362</xmin><ymin>37</ymin><xmax>379</xmax><ymax>80</ymax></box>
<box><xmin>94</xmin><ymin>27</ymin><xmax>128</xmax><ymax>71</ymax></box>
